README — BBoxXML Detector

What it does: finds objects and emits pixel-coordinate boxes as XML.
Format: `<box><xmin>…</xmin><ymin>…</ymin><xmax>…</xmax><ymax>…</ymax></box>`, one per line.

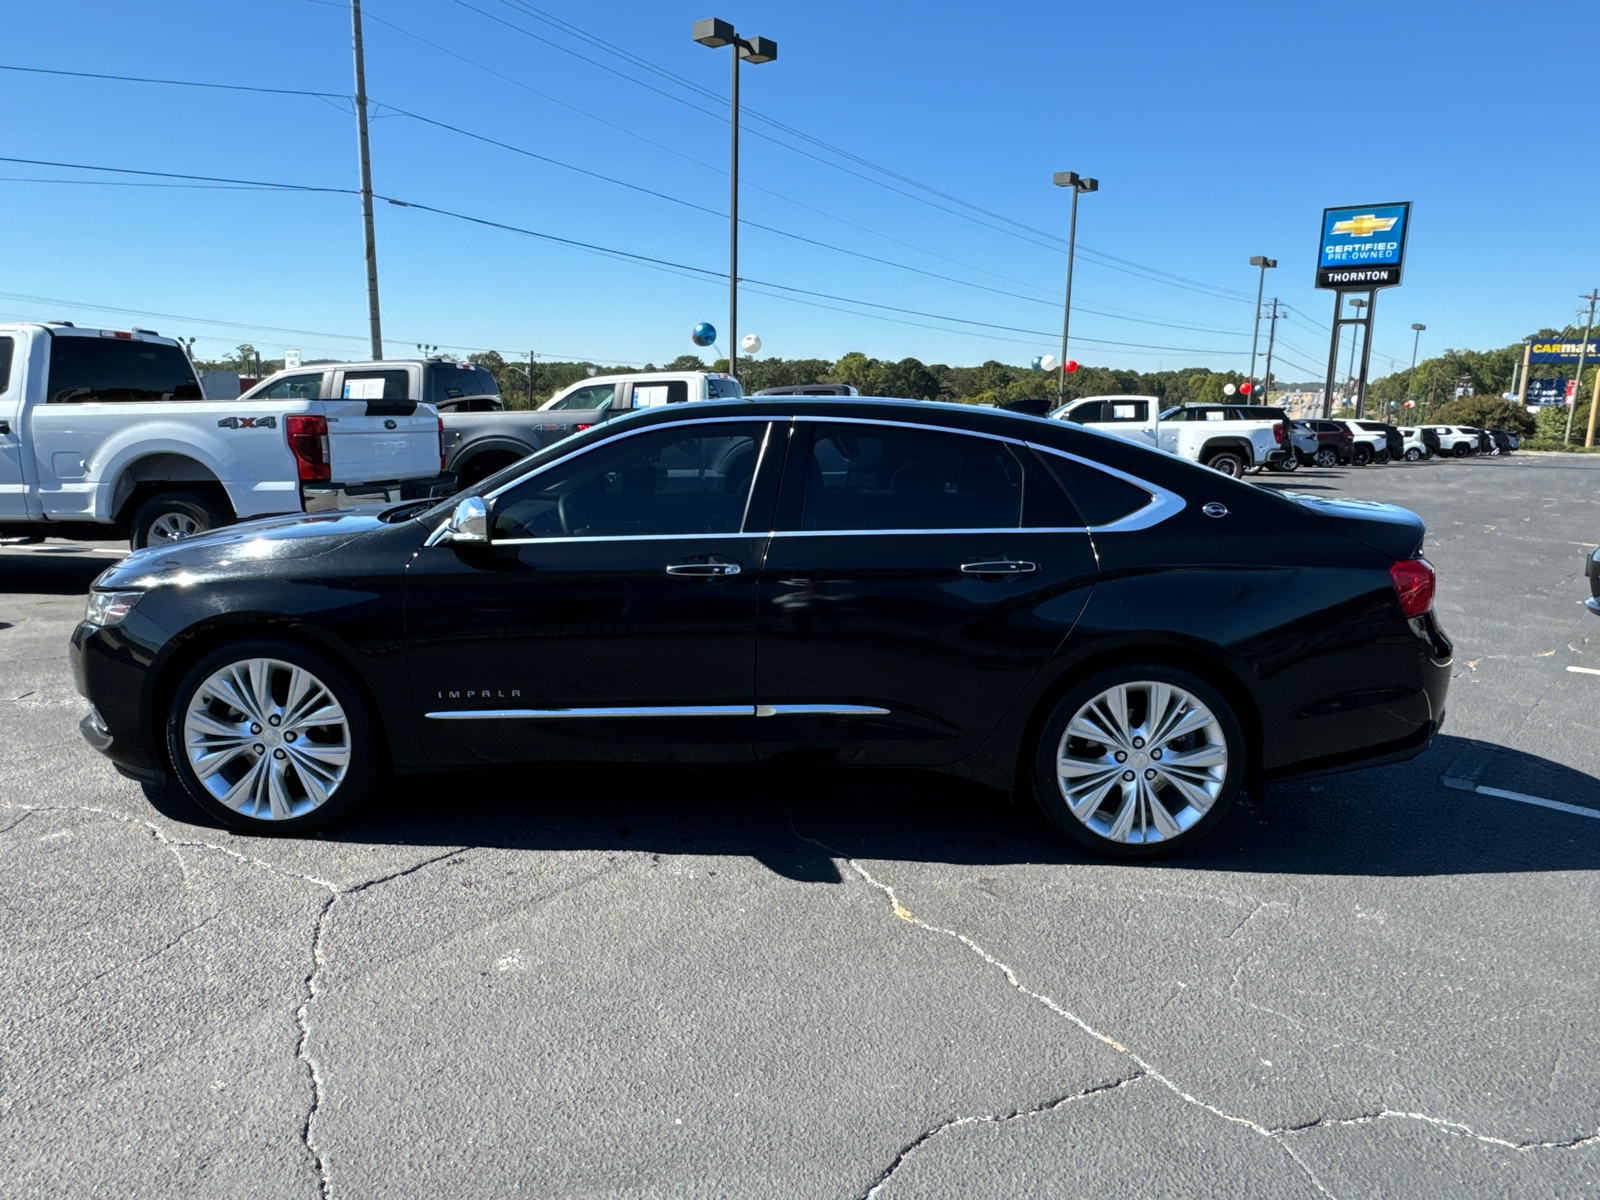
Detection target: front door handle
<box><xmin>960</xmin><ymin>560</ymin><xmax>1038</xmax><ymax>578</ymax></box>
<box><xmin>666</xmin><ymin>559</ymin><xmax>742</xmax><ymax>578</ymax></box>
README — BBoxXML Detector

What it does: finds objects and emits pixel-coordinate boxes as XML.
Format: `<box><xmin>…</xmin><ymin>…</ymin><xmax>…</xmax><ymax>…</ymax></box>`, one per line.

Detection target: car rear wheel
<box><xmin>166</xmin><ymin>639</ymin><xmax>377</xmax><ymax>834</ymax></box>
<box><xmin>1351</xmin><ymin>445</ymin><xmax>1372</xmax><ymax>466</ymax></box>
<box><xmin>1373</xmin><ymin>449</ymin><xmax>1391</xmax><ymax>464</ymax></box>
<box><xmin>1453</xmin><ymin>444</ymin><xmax>1470</xmax><ymax>458</ymax></box>
<box><xmin>131</xmin><ymin>489</ymin><xmax>225</xmax><ymax>550</ymax></box>
<box><xmin>1277</xmin><ymin>453</ymin><xmax>1299</xmax><ymax>472</ymax></box>
<box><xmin>1032</xmin><ymin>665</ymin><xmax>1244</xmax><ymax>860</ymax></box>
<box><xmin>1404</xmin><ymin>447</ymin><xmax>1423</xmax><ymax>461</ymax></box>
<box><xmin>1313</xmin><ymin>447</ymin><xmax>1339</xmax><ymax>467</ymax></box>
<box><xmin>1205</xmin><ymin>451</ymin><xmax>1245</xmax><ymax>478</ymax></box>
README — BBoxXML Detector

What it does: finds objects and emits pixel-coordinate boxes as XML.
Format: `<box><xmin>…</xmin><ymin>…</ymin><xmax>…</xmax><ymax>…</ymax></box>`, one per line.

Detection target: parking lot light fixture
<box><xmin>693</xmin><ymin>18</ymin><xmax>778</xmax><ymax>386</ymax></box>
<box><xmin>1248</xmin><ymin>256</ymin><xmax>1277</xmax><ymax>385</ymax></box>
<box><xmin>1406</xmin><ymin>323</ymin><xmax>1425</xmax><ymax>412</ymax></box>
<box><xmin>1052</xmin><ymin>172</ymin><xmax>1097</xmax><ymax>403</ymax></box>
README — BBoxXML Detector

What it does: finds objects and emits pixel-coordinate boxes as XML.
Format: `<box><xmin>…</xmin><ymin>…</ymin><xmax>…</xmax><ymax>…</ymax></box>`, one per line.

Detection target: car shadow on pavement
<box><xmin>0</xmin><ymin>551</ymin><xmax>119</xmax><ymax>595</ymax></box>
<box><xmin>139</xmin><ymin>735</ymin><xmax>1600</xmax><ymax>882</ymax></box>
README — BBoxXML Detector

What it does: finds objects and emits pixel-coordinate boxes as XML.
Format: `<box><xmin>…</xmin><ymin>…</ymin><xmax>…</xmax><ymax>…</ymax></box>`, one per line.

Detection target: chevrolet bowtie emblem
<box><xmin>1331</xmin><ymin>214</ymin><xmax>1398</xmax><ymax>237</ymax></box>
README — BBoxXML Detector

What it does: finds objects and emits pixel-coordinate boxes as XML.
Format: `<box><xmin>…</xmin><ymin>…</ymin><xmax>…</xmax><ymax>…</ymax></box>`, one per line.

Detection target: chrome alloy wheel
<box><xmin>1055</xmin><ymin>681</ymin><xmax>1228</xmax><ymax>845</ymax></box>
<box><xmin>149</xmin><ymin>511</ymin><xmax>202</xmax><ymax>542</ymax></box>
<box><xmin>182</xmin><ymin>658</ymin><xmax>351</xmax><ymax>821</ymax></box>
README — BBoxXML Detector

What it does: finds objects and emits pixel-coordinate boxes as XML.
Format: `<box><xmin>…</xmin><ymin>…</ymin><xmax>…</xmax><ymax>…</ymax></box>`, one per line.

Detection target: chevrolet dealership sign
<box><xmin>1316</xmin><ymin>202</ymin><xmax>1411</xmax><ymax>289</ymax></box>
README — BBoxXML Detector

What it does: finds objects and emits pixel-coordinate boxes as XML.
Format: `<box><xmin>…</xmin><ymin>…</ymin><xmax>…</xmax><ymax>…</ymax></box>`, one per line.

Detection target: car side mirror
<box><xmin>430</xmin><ymin>495</ymin><xmax>488</xmax><ymax>545</ymax></box>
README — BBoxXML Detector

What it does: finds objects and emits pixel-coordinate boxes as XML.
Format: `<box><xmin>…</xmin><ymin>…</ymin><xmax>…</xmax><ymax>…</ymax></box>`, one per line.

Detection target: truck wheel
<box><xmin>1204</xmin><ymin>451</ymin><xmax>1245</xmax><ymax>478</ymax></box>
<box><xmin>1351</xmin><ymin>445</ymin><xmax>1372</xmax><ymax>466</ymax></box>
<box><xmin>131</xmin><ymin>490</ymin><xmax>225</xmax><ymax>550</ymax></box>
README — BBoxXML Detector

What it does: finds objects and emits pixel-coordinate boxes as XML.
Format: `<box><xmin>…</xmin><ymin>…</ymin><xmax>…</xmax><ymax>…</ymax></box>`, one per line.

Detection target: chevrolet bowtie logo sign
<box><xmin>1331</xmin><ymin>213</ymin><xmax>1398</xmax><ymax>238</ymax></box>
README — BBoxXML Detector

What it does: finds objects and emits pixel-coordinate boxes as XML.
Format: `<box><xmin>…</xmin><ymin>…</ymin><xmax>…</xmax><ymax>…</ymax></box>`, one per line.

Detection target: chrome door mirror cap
<box><xmin>427</xmin><ymin>495</ymin><xmax>489</xmax><ymax>546</ymax></box>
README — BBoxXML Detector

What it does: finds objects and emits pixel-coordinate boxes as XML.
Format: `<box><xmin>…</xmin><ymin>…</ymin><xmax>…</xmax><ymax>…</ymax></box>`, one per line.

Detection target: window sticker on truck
<box><xmin>344</xmin><ymin>379</ymin><xmax>387</xmax><ymax>400</ymax></box>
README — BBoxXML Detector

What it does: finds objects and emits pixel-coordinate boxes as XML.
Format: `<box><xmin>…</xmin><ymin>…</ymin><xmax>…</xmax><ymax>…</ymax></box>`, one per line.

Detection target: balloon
<box><xmin>1223</xmin><ymin>383</ymin><xmax>1237</xmax><ymax>395</ymax></box>
<box><xmin>1239</xmin><ymin>381</ymin><xmax>1253</xmax><ymax>395</ymax></box>
<box><xmin>1403</xmin><ymin>400</ymin><xmax>1415</xmax><ymax>408</ymax></box>
<box><xmin>1039</xmin><ymin>354</ymin><xmax>1058</xmax><ymax>372</ymax></box>
<box><xmin>1064</xmin><ymin>360</ymin><xmax>1078</xmax><ymax>373</ymax></box>
<box><xmin>1031</xmin><ymin>356</ymin><xmax>1043</xmax><ymax>370</ymax></box>
<box><xmin>740</xmin><ymin>333</ymin><xmax>762</xmax><ymax>354</ymax></box>
<box><xmin>692</xmin><ymin>322</ymin><xmax>717</xmax><ymax>348</ymax></box>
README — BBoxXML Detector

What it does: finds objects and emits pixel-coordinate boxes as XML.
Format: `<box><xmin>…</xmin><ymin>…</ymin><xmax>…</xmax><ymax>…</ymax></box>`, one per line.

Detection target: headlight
<box><xmin>84</xmin><ymin>590</ymin><xmax>143</xmax><ymax>628</ymax></box>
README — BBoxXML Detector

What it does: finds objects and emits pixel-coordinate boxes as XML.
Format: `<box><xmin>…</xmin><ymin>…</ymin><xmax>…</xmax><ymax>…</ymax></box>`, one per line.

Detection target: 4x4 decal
<box><xmin>217</xmin><ymin>416</ymin><xmax>277</xmax><ymax>430</ymax></box>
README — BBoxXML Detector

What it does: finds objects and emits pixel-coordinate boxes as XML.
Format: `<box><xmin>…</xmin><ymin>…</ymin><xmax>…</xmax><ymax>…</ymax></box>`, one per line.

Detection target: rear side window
<box><xmin>706</xmin><ymin>376</ymin><xmax>744</xmax><ymax>399</ymax></box>
<box><xmin>341</xmin><ymin>369</ymin><xmax>409</xmax><ymax>401</ymax></box>
<box><xmin>47</xmin><ymin>336</ymin><xmax>201</xmax><ymax>403</ymax></box>
<box><xmin>0</xmin><ymin>336</ymin><xmax>12</xmax><ymax>394</ymax></box>
<box><xmin>799</xmin><ymin>423</ymin><xmax>1022</xmax><ymax>531</ymax></box>
<box><xmin>1041</xmin><ymin>454</ymin><xmax>1153</xmax><ymax>528</ymax></box>
<box><xmin>1104</xmin><ymin>400</ymin><xmax>1148</xmax><ymax>421</ymax></box>
<box><xmin>633</xmin><ymin>380</ymin><xmax>690</xmax><ymax>407</ymax></box>
<box><xmin>432</xmin><ymin>364</ymin><xmax>500</xmax><ymax>402</ymax></box>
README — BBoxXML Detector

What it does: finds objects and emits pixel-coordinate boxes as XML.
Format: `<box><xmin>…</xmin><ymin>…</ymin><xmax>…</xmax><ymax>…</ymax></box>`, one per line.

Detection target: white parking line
<box><xmin>1474</xmin><ymin>784</ymin><xmax>1600</xmax><ymax>821</ymax></box>
<box><xmin>1566</xmin><ymin>665</ymin><xmax>1600</xmax><ymax>676</ymax></box>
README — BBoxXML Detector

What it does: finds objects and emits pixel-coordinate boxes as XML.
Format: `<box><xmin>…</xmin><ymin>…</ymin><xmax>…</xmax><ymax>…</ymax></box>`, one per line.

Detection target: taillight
<box><xmin>1274</xmin><ymin>422</ymin><xmax>1285</xmax><ymax>443</ymax></box>
<box><xmin>437</xmin><ymin>416</ymin><xmax>446</xmax><ymax>472</ymax></box>
<box><xmin>285</xmin><ymin>414</ymin><xmax>331</xmax><ymax>482</ymax></box>
<box><xmin>1390</xmin><ymin>558</ymin><xmax>1434</xmax><ymax>617</ymax></box>
<box><xmin>574</xmin><ymin>423</ymin><xmax>592</xmax><ymax>431</ymax></box>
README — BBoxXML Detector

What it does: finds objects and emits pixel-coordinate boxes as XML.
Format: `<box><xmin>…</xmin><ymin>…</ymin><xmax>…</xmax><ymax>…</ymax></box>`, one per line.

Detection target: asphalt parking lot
<box><xmin>4</xmin><ymin>453</ymin><xmax>1598</xmax><ymax>1198</ymax></box>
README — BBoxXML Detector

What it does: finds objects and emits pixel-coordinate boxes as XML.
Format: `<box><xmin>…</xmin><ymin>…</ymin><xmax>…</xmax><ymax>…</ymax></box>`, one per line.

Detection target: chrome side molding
<box><xmin>425</xmin><ymin>703</ymin><xmax>890</xmax><ymax>721</ymax></box>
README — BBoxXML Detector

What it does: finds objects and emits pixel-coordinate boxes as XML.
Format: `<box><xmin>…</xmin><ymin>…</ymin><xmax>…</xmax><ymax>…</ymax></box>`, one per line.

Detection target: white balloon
<box><xmin>1223</xmin><ymin>383</ymin><xmax>1237</xmax><ymax>395</ymax></box>
<box><xmin>1039</xmin><ymin>354</ymin><xmax>1059</xmax><ymax>372</ymax></box>
<box><xmin>740</xmin><ymin>333</ymin><xmax>762</xmax><ymax>354</ymax></box>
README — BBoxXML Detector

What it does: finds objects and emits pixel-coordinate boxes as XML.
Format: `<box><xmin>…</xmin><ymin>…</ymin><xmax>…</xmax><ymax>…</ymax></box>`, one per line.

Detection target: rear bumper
<box><xmin>303</xmin><ymin>473</ymin><xmax>456</xmax><ymax>512</ymax></box>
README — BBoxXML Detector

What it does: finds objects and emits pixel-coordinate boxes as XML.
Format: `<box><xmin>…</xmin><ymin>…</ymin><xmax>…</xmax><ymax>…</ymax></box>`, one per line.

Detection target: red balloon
<box><xmin>1238</xmin><ymin>381</ymin><xmax>1252</xmax><ymax>395</ymax></box>
<box><xmin>1064</xmin><ymin>360</ymin><xmax>1079</xmax><ymax>373</ymax></box>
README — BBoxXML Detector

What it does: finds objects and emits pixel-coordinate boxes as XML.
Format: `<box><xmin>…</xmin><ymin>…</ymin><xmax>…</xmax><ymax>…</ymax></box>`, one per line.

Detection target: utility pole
<box><xmin>1248</xmin><ymin>256</ymin><xmax>1276</xmax><ymax>385</ymax></box>
<box><xmin>351</xmin><ymin>0</ymin><xmax>383</xmax><ymax>360</ymax></box>
<box><xmin>528</xmin><ymin>351</ymin><xmax>535</xmax><ymax>410</ymax></box>
<box><xmin>1261</xmin><ymin>298</ymin><xmax>1281</xmax><ymax>403</ymax></box>
<box><xmin>1575</xmin><ymin>289</ymin><xmax>1599</xmax><ymax>445</ymax></box>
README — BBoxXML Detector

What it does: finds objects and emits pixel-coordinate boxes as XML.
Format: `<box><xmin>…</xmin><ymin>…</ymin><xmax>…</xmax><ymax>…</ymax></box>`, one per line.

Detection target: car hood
<box><xmin>94</xmin><ymin>505</ymin><xmax>400</xmax><ymax>588</ymax></box>
<box><xmin>1274</xmin><ymin>492</ymin><xmax>1425</xmax><ymax>560</ymax></box>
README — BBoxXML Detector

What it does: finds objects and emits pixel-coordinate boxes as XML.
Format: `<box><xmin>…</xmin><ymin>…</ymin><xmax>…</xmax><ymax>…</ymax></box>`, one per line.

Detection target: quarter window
<box><xmin>799</xmin><ymin>423</ymin><xmax>1022</xmax><ymax>531</ymax></box>
<box><xmin>491</xmin><ymin>423</ymin><xmax>767</xmax><ymax>540</ymax></box>
<box><xmin>1040</xmin><ymin>454</ymin><xmax>1153</xmax><ymax>527</ymax></box>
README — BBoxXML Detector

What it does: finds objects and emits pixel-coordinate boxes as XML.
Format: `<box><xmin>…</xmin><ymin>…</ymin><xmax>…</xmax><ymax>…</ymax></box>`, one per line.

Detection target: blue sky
<box><xmin>1</xmin><ymin>0</ymin><xmax>1592</xmax><ymax>382</ymax></box>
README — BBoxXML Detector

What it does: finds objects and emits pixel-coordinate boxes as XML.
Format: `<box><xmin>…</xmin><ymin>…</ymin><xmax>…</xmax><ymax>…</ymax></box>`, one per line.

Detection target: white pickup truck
<box><xmin>1052</xmin><ymin>395</ymin><xmax>1290</xmax><ymax>477</ymax></box>
<box><xmin>0</xmin><ymin>322</ymin><xmax>447</xmax><ymax>547</ymax></box>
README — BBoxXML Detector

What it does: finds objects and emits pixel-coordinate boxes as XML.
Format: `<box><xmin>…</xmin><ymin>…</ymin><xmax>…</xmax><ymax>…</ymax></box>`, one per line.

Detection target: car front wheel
<box><xmin>1205</xmin><ymin>451</ymin><xmax>1245</xmax><ymax>477</ymax></box>
<box><xmin>1453</xmin><ymin>444</ymin><xmax>1470</xmax><ymax>458</ymax></box>
<box><xmin>1032</xmin><ymin>666</ymin><xmax>1245</xmax><ymax>859</ymax></box>
<box><xmin>1313</xmin><ymin>447</ymin><xmax>1339</xmax><ymax>467</ymax></box>
<box><xmin>1404</xmin><ymin>447</ymin><xmax>1422</xmax><ymax>461</ymax></box>
<box><xmin>166</xmin><ymin>639</ymin><xmax>378</xmax><ymax>833</ymax></box>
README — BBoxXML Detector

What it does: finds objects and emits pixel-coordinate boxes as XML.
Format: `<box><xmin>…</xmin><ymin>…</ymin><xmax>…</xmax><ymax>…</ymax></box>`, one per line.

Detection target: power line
<box><xmin>0</xmin><ymin>61</ymin><xmax>345</xmax><ymax>99</ymax></box>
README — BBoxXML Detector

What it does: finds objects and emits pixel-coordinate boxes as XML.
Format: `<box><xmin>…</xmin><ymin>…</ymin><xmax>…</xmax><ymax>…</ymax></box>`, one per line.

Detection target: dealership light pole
<box><xmin>1248</xmin><ymin>256</ymin><xmax>1276</xmax><ymax>385</ymax></box>
<box><xmin>1344</xmin><ymin>298</ymin><xmax>1368</xmax><ymax>404</ymax></box>
<box><xmin>1572</xmin><ymin>288</ymin><xmax>1598</xmax><ymax>445</ymax></box>
<box><xmin>1261</xmin><ymin>298</ymin><xmax>1281</xmax><ymax>402</ymax></box>
<box><xmin>1052</xmin><ymin>171</ymin><xmax>1097</xmax><ymax>402</ymax></box>
<box><xmin>1404</xmin><ymin>323</ymin><xmax>1425</xmax><ymax>411</ymax></box>
<box><xmin>692</xmin><ymin>19</ymin><xmax>777</xmax><ymax>387</ymax></box>
<box><xmin>351</xmin><ymin>0</ymin><xmax>383</xmax><ymax>360</ymax></box>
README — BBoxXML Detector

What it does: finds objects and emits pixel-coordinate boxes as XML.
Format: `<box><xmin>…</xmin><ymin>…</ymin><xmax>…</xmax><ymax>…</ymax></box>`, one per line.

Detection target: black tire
<box><xmin>130</xmin><ymin>489</ymin><xmax>225</xmax><ymax>550</ymax></box>
<box><xmin>456</xmin><ymin>450</ymin><xmax>523</xmax><ymax>490</ymax></box>
<box><xmin>1453</xmin><ymin>443</ymin><xmax>1470</xmax><ymax>458</ymax></box>
<box><xmin>1313</xmin><ymin>447</ymin><xmax>1339</xmax><ymax>468</ymax></box>
<box><xmin>165</xmin><ymin>638</ymin><xmax>378</xmax><ymax>834</ymax></box>
<box><xmin>1351</xmin><ymin>445</ymin><xmax>1372</xmax><ymax>466</ymax></box>
<box><xmin>1204</xmin><ymin>451</ymin><xmax>1245</xmax><ymax>478</ymax></box>
<box><xmin>1404</xmin><ymin>447</ymin><xmax>1422</xmax><ymax>462</ymax></box>
<box><xmin>1373</xmin><ymin>449</ymin><xmax>1391</xmax><ymax>464</ymax></box>
<box><xmin>1031</xmin><ymin>664</ymin><xmax>1245</xmax><ymax>860</ymax></box>
<box><xmin>1277</xmin><ymin>453</ymin><xmax>1300</xmax><ymax>472</ymax></box>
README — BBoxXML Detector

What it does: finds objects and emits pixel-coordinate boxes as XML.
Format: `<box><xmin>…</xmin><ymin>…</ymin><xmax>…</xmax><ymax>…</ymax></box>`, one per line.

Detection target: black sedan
<box><xmin>71</xmin><ymin>398</ymin><xmax>1451</xmax><ymax>859</ymax></box>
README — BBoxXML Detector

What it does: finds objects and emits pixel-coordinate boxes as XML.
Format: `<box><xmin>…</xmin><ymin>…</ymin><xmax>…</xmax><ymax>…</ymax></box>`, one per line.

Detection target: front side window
<box><xmin>47</xmin><ymin>336</ymin><xmax>201</xmax><ymax>403</ymax></box>
<box><xmin>799</xmin><ymin>423</ymin><xmax>1022</xmax><ymax>531</ymax></box>
<box><xmin>252</xmin><ymin>372</ymin><xmax>324</xmax><ymax>402</ymax></box>
<box><xmin>1064</xmin><ymin>401</ymin><xmax>1103</xmax><ymax>423</ymax></box>
<box><xmin>0</xmin><ymin>336</ymin><xmax>13</xmax><ymax>395</ymax></box>
<box><xmin>491</xmin><ymin>422</ymin><xmax>766</xmax><ymax>540</ymax></box>
<box><xmin>545</xmin><ymin>383</ymin><xmax>617</xmax><ymax>411</ymax></box>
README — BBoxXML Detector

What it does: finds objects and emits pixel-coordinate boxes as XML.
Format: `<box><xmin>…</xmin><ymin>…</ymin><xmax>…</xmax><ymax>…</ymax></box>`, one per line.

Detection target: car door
<box><xmin>754</xmin><ymin>417</ymin><xmax>1098</xmax><ymax>767</ymax></box>
<box><xmin>404</xmin><ymin>417</ymin><xmax>779</xmax><ymax>766</ymax></box>
<box><xmin>0</xmin><ymin>334</ymin><xmax>28</xmax><ymax>519</ymax></box>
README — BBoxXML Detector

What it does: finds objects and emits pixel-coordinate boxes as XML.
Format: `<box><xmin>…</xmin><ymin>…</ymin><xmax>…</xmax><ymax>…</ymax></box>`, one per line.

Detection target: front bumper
<box><xmin>303</xmin><ymin>473</ymin><xmax>456</xmax><ymax>513</ymax></box>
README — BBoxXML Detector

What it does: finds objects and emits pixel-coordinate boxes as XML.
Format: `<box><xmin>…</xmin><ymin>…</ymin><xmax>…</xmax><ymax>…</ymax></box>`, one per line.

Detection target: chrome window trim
<box><xmin>425</xmin><ymin>702</ymin><xmax>890</xmax><ymax>721</ymax></box>
<box><xmin>481</xmin><ymin>416</ymin><xmax>780</xmax><ymax>504</ymax></box>
<box><xmin>772</xmin><ymin>526</ymin><xmax>1086</xmax><ymax>538</ymax></box>
<box><xmin>790</xmin><ymin>412</ymin><xmax>1029</xmax><ymax>448</ymax></box>
<box><xmin>490</xmin><ymin>531</ymin><xmax>766</xmax><ymax>547</ymax></box>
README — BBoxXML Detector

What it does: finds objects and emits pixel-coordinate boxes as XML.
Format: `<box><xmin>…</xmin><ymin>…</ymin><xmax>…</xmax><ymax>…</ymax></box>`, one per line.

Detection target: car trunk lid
<box><xmin>1273</xmin><ymin>492</ymin><xmax>1425</xmax><ymax>560</ymax></box>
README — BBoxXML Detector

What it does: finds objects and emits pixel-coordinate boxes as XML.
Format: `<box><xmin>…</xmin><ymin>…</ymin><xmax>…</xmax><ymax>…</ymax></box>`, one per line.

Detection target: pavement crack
<box><xmin>788</xmin><ymin>814</ymin><xmax>1600</xmax><ymax>1162</ymax></box>
<box><xmin>344</xmin><ymin>847</ymin><xmax>471</xmax><ymax>893</ymax></box>
<box><xmin>859</xmin><ymin>1074</ymin><xmax>1145</xmax><ymax>1199</ymax></box>
<box><xmin>295</xmin><ymin>888</ymin><xmax>339</xmax><ymax>1200</ymax></box>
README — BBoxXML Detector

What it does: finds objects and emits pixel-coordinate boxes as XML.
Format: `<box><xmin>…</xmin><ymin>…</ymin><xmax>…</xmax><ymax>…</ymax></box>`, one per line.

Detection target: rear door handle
<box><xmin>666</xmin><ymin>559</ymin><xmax>742</xmax><ymax>577</ymax></box>
<box><xmin>960</xmin><ymin>560</ymin><xmax>1038</xmax><ymax>578</ymax></box>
